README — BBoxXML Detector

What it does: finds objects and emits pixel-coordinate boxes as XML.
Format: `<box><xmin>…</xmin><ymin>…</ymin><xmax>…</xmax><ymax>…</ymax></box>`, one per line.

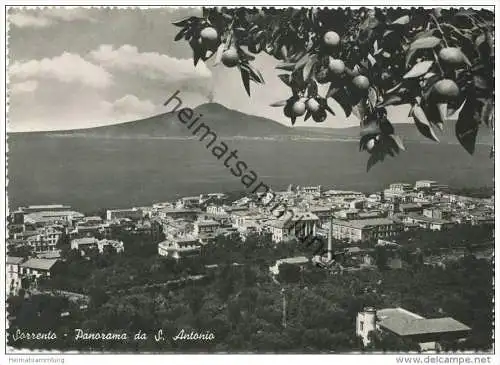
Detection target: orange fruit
<box><xmin>221</xmin><ymin>47</ymin><xmax>239</xmax><ymax>68</ymax></box>
<box><xmin>200</xmin><ymin>27</ymin><xmax>218</xmax><ymax>43</ymax></box>
<box><xmin>433</xmin><ymin>79</ymin><xmax>460</xmax><ymax>101</ymax></box>
<box><xmin>323</xmin><ymin>31</ymin><xmax>340</xmax><ymax>48</ymax></box>
<box><xmin>292</xmin><ymin>100</ymin><xmax>307</xmax><ymax>116</ymax></box>
<box><xmin>438</xmin><ymin>47</ymin><xmax>464</xmax><ymax>65</ymax></box>
<box><xmin>328</xmin><ymin>58</ymin><xmax>345</xmax><ymax>74</ymax></box>
<box><xmin>366</xmin><ymin>138</ymin><xmax>376</xmax><ymax>152</ymax></box>
<box><xmin>353</xmin><ymin>75</ymin><xmax>370</xmax><ymax>90</ymax></box>
<box><xmin>306</xmin><ymin>98</ymin><xmax>321</xmax><ymax>112</ymax></box>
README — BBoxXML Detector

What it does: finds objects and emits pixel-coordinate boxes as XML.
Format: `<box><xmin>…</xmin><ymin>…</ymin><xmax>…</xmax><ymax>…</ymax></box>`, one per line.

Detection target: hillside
<box><xmin>11</xmin><ymin>103</ymin><xmax>294</xmax><ymax>138</ymax></box>
<box><xmin>9</xmin><ymin>102</ymin><xmax>493</xmax><ymax>145</ymax></box>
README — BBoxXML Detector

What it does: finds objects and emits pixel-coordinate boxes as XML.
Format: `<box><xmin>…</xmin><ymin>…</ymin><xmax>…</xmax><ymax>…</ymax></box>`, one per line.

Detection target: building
<box><xmin>6</xmin><ymin>256</ymin><xmax>25</xmax><ymax>296</ymax></box>
<box><xmin>20</xmin><ymin>258</ymin><xmax>61</xmax><ymax>279</ymax></box>
<box><xmin>415</xmin><ymin>180</ymin><xmax>448</xmax><ymax>193</ymax></box>
<box><xmin>331</xmin><ymin>218</ymin><xmax>403</xmax><ymax>242</ymax></box>
<box><xmin>269</xmin><ymin>256</ymin><xmax>309</xmax><ymax>276</ymax></box>
<box><xmin>158</xmin><ymin>208</ymin><xmax>201</xmax><ymax>221</ymax></box>
<box><xmin>423</xmin><ymin>208</ymin><xmax>452</xmax><ymax>221</ymax></box>
<box><xmin>356</xmin><ymin>307</ymin><xmax>471</xmax><ymax>351</ymax></box>
<box><xmin>403</xmin><ymin>214</ymin><xmax>455</xmax><ymax>231</ymax></box>
<box><xmin>106</xmin><ymin>208</ymin><xmax>143</xmax><ymax>221</ymax></box>
<box><xmin>157</xmin><ymin>236</ymin><xmax>201</xmax><ymax>260</ymax></box>
<box><xmin>176</xmin><ymin>196</ymin><xmax>201</xmax><ymax>209</ymax></box>
<box><xmin>25</xmin><ymin>226</ymin><xmax>63</xmax><ymax>253</ymax></box>
<box><xmin>193</xmin><ymin>219</ymin><xmax>220</xmax><ymax>237</ymax></box>
<box><xmin>97</xmin><ymin>239</ymin><xmax>124</xmax><ymax>254</ymax></box>
<box><xmin>70</xmin><ymin>237</ymin><xmax>99</xmax><ymax>251</ymax></box>
<box><xmin>384</xmin><ymin>183</ymin><xmax>414</xmax><ymax>199</ymax></box>
<box><xmin>71</xmin><ymin>237</ymin><xmax>123</xmax><ymax>254</ymax></box>
<box><xmin>298</xmin><ymin>185</ymin><xmax>322</xmax><ymax>196</ymax></box>
<box><xmin>24</xmin><ymin>210</ymin><xmax>84</xmax><ymax>227</ymax></box>
<box><xmin>270</xmin><ymin>212</ymin><xmax>320</xmax><ymax>243</ymax></box>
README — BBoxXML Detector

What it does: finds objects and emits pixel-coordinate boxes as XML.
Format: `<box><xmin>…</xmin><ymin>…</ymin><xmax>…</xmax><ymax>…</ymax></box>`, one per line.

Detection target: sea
<box><xmin>7</xmin><ymin>135</ymin><xmax>494</xmax><ymax>213</ymax></box>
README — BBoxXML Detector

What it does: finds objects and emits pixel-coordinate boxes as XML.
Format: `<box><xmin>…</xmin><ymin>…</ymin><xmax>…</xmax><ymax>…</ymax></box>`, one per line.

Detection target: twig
<box><xmin>433</xmin><ymin>50</ymin><xmax>444</xmax><ymax>76</ymax></box>
<box><xmin>430</xmin><ymin>14</ymin><xmax>449</xmax><ymax>48</ymax></box>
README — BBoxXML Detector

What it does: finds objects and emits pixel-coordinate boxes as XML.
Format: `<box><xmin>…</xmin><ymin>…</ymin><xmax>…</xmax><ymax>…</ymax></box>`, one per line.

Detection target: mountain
<box><xmin>11</xmin><ymin>103</ymin><xmax>294</xmax><ymax>138</ymax></box>
<box><xmin>9</xmin><ymin>102</ymin><xmax>493</xmax><ymax>145</ymax></box>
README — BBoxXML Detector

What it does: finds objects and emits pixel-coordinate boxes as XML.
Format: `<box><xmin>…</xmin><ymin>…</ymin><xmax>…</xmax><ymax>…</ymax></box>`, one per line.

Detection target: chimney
<box><xmin>327</xmin><ymin>216</ymin><xmax>333</xmax><ymax>261</ymax></box>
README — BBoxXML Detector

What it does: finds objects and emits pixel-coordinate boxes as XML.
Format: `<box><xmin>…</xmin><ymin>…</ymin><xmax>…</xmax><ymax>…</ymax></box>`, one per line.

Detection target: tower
<box><xmin>327</xmin><ymin>216</ymin><xmax>333</xmax><ymax>262</ymax></box>
<box><xmin>356</xmin><ymin>307</ymin><xmax>378</xmax><ymax>346</ymax></box>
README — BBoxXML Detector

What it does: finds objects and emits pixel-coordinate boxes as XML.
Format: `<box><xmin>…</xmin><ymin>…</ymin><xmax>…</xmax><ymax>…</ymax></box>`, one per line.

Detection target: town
<box><xmin>6</xmin><ymin>180</ymin><xmax>494</xmax><ymax>352</ymax></box>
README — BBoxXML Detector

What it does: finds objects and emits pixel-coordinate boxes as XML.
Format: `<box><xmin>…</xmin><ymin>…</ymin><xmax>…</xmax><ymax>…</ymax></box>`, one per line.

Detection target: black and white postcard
<box><xmin>2</xmin><ymin>3</ymin><xmax>497</xmax><ymax>363</ymax></box>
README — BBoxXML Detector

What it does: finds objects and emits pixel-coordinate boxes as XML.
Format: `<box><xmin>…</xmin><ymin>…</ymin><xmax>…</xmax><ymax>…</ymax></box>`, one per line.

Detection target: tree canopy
<box><xmin>173</xmin><ymin>7</ymin><xmax>494</xmax><ymax>169</ymax></box>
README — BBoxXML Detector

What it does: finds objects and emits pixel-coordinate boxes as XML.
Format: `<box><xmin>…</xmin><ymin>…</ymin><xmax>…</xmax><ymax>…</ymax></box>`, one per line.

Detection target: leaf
<box><xmin>403</xmin><ymin>60</ymin><xmax>433</xmax><ymax>79</ymax></box>
<box><xmin>294</xmin><ymin>53</ymin><xmax>310</xmax><ymax>71</ymax></box>
<box><xmin>247</xmin><ymin>63</ymin><xmax>265</xmax><ymax>84</ymax></box>
<box><xmin>278</xmin><ymin>74</ymin><xmax>291</xmax><ymax>87</ymax></box>
<box><xmin>213</xmin><ymin>44</ymin><xmax>225</xmax><ymax>66</ymax></box>
<box><xmin>307</xmin><ymin>80</ymin><xmax>318</xmax><ymax>97</ymax></box>
<box><xmin>367</xmin><ymin>54</ymin><xmax>377</xmax><ymax>66</ymax></box>
<box><xmin>331</xmin><ymin>87</ymin><xmax>353</xmax><ymax>118</ymax></box>
<box><xmin>172</xmin><ymin>16</ymin><xmax>198</xmax><ymax>27</ymax></box>
<box><xmin>303</xmin><ymin>54</ymin><xmax>317</xmax><ymax>82</ymax></box>
<box><xmin>392</xmin><ymin>15</ymin><xmax>410</xmax><ymax>25</ymax></box>
<box><xmin>368</xmin><ymin>88</ymin><xmax>378</xmax><ymax>108</ymax></box>
<box><xmin>380</xmin><ymin>118</ymin><xmax>395</xmax><ymax>135</ymax></box>
<box><xmin>412</xmin><ymin>105</ymin><xmax>440</xmax><ymax>142</ymax></box>
<box><xmin>389</xmin><ymin>134</ymin><xmax>405</xmax><ymax>151</ymax></box>
<box><xmin>174</xmin><ymin>28</ymin><xmax>187</xmax><ymax>41</ymax></box>
<box><xmin>276</xmin><ymin>63</ymin><xmax>296</xmax><ymax>71</ymax></box>
<box><xmin>456</xmin><ymin>97</ymin><xmax>478</xmax><ymax>154</ymax></box>
<box><xmin>406</xmin><ymin>36</ymin><xmax>442</xmax><ymax>66</ymax></box>
<box><xmin>270</xmin><ymin>100</ymin><xmax>288</xmax><ymax>107</ymax></box>
<box><xmin>380</xmin><ymin>95</ymin><xmax>403</xmax><ymax>107</ymax></box>
<box><xmin>326</xmin><ymin>98</ymin><xmax>338</xmax><ymax>117</ymax></box>
<box><xmin>240</xmin><ymin>68</ymin><xmax>251</xmax><ymax>96</ymax></box>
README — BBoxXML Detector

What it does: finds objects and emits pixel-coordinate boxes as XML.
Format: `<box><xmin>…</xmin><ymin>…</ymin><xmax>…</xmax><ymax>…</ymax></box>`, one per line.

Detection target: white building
<box><xmin>331</xmin><ymin>218</ymin><xmax>403</xmax><ymax>242</ymax></box>
<box><xmin>356</xmin><ymin>307</ymin><xmax>471</xmax><ymax>351</ymax></box>
<box><xmin>269</xmin><ymin>211</ymin><xmax>320</xmax><ymax>243</ymax></box>
<box><xmin>26</xmin><ymin>226</ymin><xmax>63</xmax><ymax>253</ymax></box>
<box><xmin>20</xmin><ymin>258</ymin><xmax>60</xmax><ymax>279</ymax></box>
<box><xmin>158</xmin><ymin>236</ymin><xmax>201</xmax><ymax>260</ymax></box>
<box><xmin>6</xmin><ymin>256</ymin><xmax>25</xmax><ymax>296</ymax></box>
<box><xmin>71</xmin><ymin>237</ymin><xmax>99</xmax><ymax>251</ymax></box>
<box><xmin>106</xmin><ymin>208</ymin><xmax>143</xmax><ymax>221</ymax></box>
<box><xmin>193</xmin><ymin>219</ymin><xmax>220</xmax><ymax>237</ymax></box>
<box><xmin>269</xmin><ymin>256</ymin><xmax>309</xmax><ymax>275</ymax></box>
<box><xmin>97</xmin><ymin>239</ymin><xmax>124</xmax><ymax>254</ymax></box>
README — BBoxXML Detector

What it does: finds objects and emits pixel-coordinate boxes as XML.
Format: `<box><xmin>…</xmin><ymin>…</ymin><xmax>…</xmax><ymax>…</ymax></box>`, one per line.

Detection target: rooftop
<box><xmin>7</xmin><ymin>256</ymin><xmax>25</xmax><ymax>265</ymax></box>
<box><xmin>407</xmin><ymin>214</ymin><xmax>452</xmax><ymax>225</ymax></box>
<box><xmin>332</xmin><ymin>218</ymin><xmax>397</xmax><ymax>229</ymax></box>
<box><xmin>21</xmin><ymin>258</ymin><xmax>59</xmax><ymax>271</ymax></box>
<box><xmin>276</xmin><ymin>256</ymin><xmax>309</xmax><ymax>265</ymax></box>
<box><xmin>71</xmin><ymin>237</ymin><xmax>98</xmax><ymax>245</ymax></box>
<box><xmin>377</xmin><ymin>308</ymin><xmax>471</xmax><ymax>337</ymax></box>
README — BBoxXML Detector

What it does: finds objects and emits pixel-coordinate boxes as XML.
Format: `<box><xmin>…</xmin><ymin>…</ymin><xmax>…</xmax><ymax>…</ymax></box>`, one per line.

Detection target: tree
<box><xmin>173</xmin><ymin>7</ymin><xmax>494</xmax><ymax>169</ymax></box>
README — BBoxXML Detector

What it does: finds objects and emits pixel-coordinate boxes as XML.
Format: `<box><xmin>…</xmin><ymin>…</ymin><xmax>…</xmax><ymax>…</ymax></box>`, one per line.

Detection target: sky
<box><xmin>7</xmin><ymin>7</ymin><xmax>411</xmax><ymax>132</ymax></box>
